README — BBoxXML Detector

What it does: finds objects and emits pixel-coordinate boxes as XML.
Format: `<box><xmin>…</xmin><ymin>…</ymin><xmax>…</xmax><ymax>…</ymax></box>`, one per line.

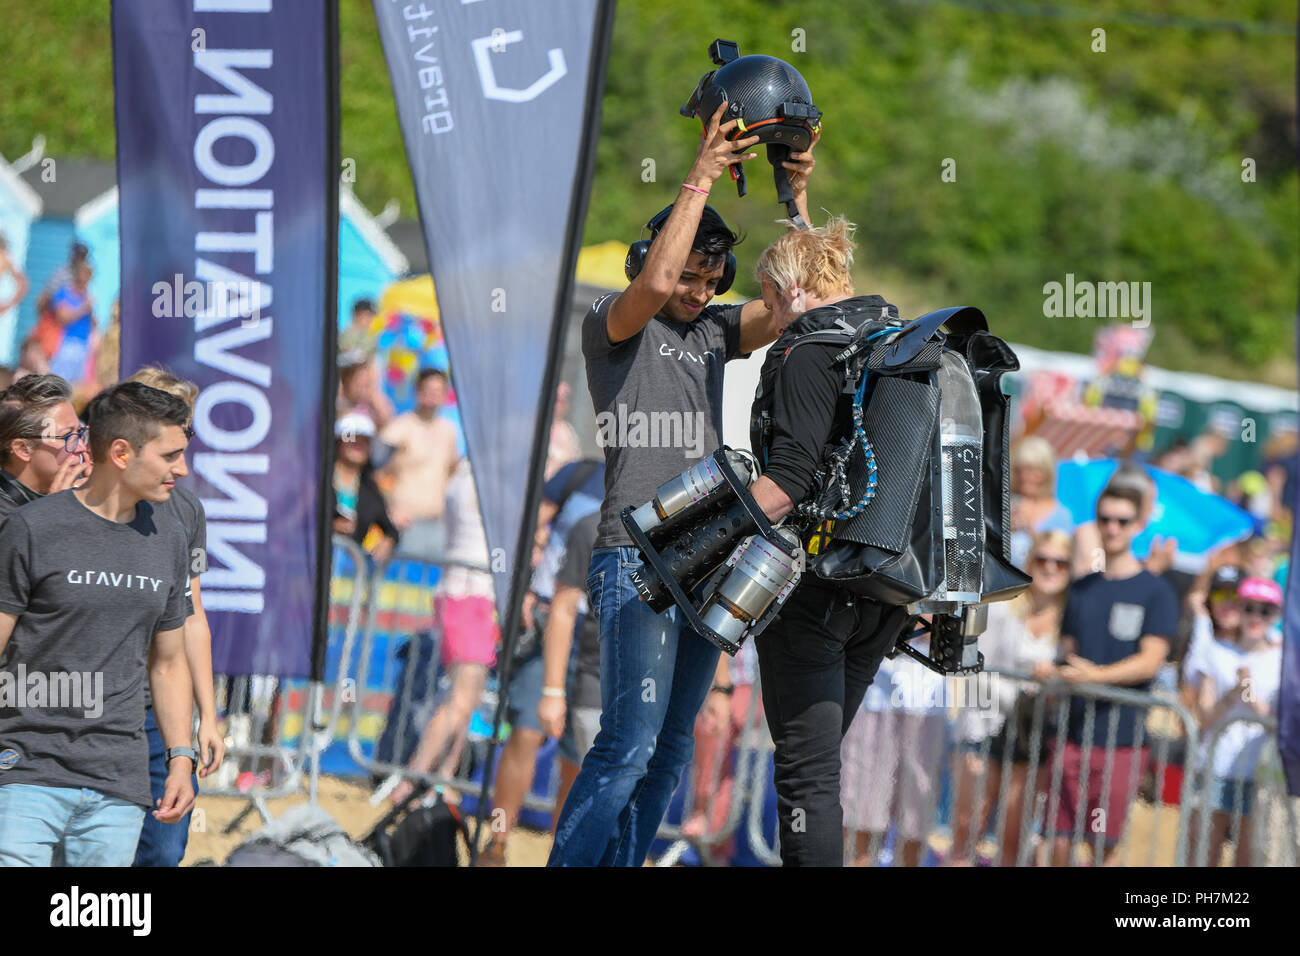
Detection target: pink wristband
<box><xmin>681</xmin><ymin>182</ymin><xmax>710</xmax><ymax>196</ymax></box>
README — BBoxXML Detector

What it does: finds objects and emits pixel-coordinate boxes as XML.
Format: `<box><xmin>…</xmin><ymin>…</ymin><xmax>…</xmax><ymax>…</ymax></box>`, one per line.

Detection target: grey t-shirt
<box><xmin>143</xmin><ymin>484</ymin><xmax>206</xmax><ymax>708</ymax></box>
<box><xmin>582</xmin><ymin>293</ymin><xmax>746</xmax><ymax>547</ymax></box>
<box><xmin>0</xmin><ymin>489</ymin><xmax>189</xmax><ymax>808</ymax></box>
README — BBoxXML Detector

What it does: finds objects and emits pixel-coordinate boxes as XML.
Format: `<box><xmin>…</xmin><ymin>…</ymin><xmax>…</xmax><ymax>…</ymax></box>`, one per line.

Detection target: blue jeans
<box><xmin>0</xmin><ymin>783</ymin><xmax>146</xmax><ymax>866</ymax></box>
<box><xmin>548</xmin><ymin>547</ymin><xmax>720</xmax><ymax>866</ymax></box>
<box><xmin>133</xmin><ymin>705</ymin><xmax>198</xmax><ymax>867</ymax></box>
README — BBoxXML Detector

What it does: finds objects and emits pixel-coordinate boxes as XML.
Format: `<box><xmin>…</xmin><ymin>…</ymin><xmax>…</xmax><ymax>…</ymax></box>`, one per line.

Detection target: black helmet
<box><xmin>681</xmin><ymin>40</ymin><xmax>821</xmax><ymax>214</ymax></box>
<box><xmin>681</xmin><ymin>42</ymin><xmax>821</xmax><ymax>153</ymax></box>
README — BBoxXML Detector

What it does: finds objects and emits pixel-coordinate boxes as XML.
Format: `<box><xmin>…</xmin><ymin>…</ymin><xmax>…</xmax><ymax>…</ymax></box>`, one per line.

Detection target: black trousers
<box><xmin>755</xmin><ymin>585</ymin><xmax>911</xmax><ymax>867</ymax></box>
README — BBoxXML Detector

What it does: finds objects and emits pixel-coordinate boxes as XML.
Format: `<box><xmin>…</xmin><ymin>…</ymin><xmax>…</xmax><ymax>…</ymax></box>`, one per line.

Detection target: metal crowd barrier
<box><xmin>344</xmin><ymin>554</ymin><xmax>772</xmax><ymax>851</ymax></box>
<box><xmin>316</xmin><ymin>557</ymin><xmax>1300</xmax><ymax>868</ymax></box>
<box><xmin>941</xmin><ymin>669</ymin><xmax>1199</xmax><ymax>867</ymax></box>
<box><xmin>343</xmin><ymin>552</ymin><xmax>524</xmax><ymax>808</ymax></box>
<box><xmin>733</xmin><ymin>668</ymin><xmax>1205</xmax><ymax>867</ymax></box>
<box><xmin>1189</xmin><ymin>714</ymin><xmax>1299</xmax><ymax>867</ymax></box>
<box><xmin>198</xmin><ymin>536</ymin><xmax>370</xmax><ymax>831</ymax></box>
<box><xmin>798</xmin><ymin>667</ymin><xmax>1299</xmax><ymax>868</ymax></box>
<box><xmin>652</xmin><ymin>677</ymin><xmax>770</xmax><ymax>867</ymax></box>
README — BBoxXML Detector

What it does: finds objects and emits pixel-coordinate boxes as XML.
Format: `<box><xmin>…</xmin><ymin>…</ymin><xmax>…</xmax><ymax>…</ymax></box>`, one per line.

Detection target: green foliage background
<box><xmin>0</xmin><ymin>0</ymin><xmax>1295</xmax><ymax>383</ymax></box>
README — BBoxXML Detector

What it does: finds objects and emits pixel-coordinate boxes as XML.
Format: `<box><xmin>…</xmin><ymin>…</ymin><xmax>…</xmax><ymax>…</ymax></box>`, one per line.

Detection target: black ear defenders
<box><xmin>624</xmin><ymin>204</ymin><xmax>737</xmax><ymax>295</ymax></box>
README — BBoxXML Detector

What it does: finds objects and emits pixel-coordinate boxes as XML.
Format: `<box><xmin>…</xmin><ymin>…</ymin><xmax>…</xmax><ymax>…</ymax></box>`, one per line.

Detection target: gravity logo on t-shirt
<box><xmin>1109</xmin><ymin>602</ymin><xmax>1146</xmax><ymax>641</ymax></box>
<box><xmin>66</xmin><ymin>569</ymin><xmax>164</xmax><ymax>592</ymax></box>
<box><xmin>658</xmin><ymin>342</ymin><xmax>720</xmax><ymax>364</ymax></box>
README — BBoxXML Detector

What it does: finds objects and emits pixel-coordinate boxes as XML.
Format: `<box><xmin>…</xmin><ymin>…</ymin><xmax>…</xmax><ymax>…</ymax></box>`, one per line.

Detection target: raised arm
<box><xmin>605</xmin><ymin>102</ymin><xmax>759</xmax><ymax>345</ymax></box>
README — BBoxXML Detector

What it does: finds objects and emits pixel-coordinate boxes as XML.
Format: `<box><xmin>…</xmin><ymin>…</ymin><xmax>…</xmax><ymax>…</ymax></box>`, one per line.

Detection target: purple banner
<box><xmin>113</xmin><ymin>0</ymin><xmax>335</xmax><ymax>678</ymax></box>
<box><xmin>1282</xmin><ymin>16</ymin><xmax>1300</xmax><ymax>798</ymax></box>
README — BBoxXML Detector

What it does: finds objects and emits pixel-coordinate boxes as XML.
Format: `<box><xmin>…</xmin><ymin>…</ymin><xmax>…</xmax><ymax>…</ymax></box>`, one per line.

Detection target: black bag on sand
<box><xmin>363</xmin><ymin>780</ymin><xmax>471</xmax><ymax>867</ymax></box>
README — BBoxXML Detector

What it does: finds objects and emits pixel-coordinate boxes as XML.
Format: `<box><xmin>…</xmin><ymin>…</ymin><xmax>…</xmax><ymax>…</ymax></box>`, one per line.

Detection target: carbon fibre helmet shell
<box><xmin>681</xmin><ymin>53</ymin><xmax>821</xmax><ymax>153</ymax></box>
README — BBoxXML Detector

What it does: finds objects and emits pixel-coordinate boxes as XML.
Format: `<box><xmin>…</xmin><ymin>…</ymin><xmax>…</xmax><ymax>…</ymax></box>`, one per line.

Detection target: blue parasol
<box><xmin>1056</xmin><ymin>458</ymin><xmax>1254</xmax><ymax>570</ymax></box>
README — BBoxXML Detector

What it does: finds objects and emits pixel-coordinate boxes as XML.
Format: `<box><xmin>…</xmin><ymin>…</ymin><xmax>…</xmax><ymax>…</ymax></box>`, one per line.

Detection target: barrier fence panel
<box><xmin>318</xmin><ymin>562</ymin><xmax>1300</xmax><ymax>868</ymax></box>
<box><xmin>1191</xmin><ymin>714</ymin><xmax>1299</xmax><ymax>867</ymax></box>
<box><xmin>651</xmin><ymin>672</ymin><xmax>768</xmax><ymax>867</ymax></box>
<box><xmin>202</xmin><ymin>537</ymin><xmax>369</xmax><ymax>826</ymax></box>
<box><xmin>346</xmin><ymin>552</ymin><xmax>508</xmax><ymax>806</ymax></box>
<box><xmin>828</xmin><ymin>668</ymin><xmax>1202</xmax><ymax>868</ymax></box>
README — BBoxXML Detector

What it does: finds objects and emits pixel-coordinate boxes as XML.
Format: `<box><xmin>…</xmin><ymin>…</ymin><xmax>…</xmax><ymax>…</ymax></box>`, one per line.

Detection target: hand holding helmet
<box><xmin>681</xmin><ymin>39</ymin><xmax>823</xmax><ymax>223</ymax></box>
<box><xmin>686</xmin><ymin>101</ymin><xmax>761</xmax><ymax>190</ymax></box>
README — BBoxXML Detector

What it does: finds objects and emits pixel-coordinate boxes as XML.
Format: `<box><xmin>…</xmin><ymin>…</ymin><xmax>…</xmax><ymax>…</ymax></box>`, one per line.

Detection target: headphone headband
<box><xmin>625</xmin><ymin>203</ymin><xmax>738</xmax><ymax>296</ymax></box>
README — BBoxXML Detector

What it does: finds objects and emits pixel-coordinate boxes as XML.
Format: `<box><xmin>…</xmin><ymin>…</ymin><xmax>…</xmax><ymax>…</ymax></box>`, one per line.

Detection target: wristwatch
<box><xmin>164</xmin><ymin>746</ymin><xmax>199</xmax><ymax>772</ymax></box>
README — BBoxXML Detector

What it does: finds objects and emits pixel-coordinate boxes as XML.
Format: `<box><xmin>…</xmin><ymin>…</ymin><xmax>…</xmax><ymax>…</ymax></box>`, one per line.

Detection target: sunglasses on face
<box><xmin>1033</xmin><ymin>556</ymin><xmax>1070</xmax><ymax>571</ymax></box>
<box><xmin>1209</xmin><ymin>590</ymin><xmax>1238</xmax><ymax>606</ymax></box>
<box><xmin>1097</xmin><ymin>514</ymin><xmax>1135</xmax><ymax>528</ymax></box>
<box><xmin>1240</xmin><ymin>602</ymin><xmax>1280</xmax><ymax>619</ymax></box>
<box><xmin>23</xmin><ymin>425</ymin><xmax>88</xmax><ymax>454</ymax></box>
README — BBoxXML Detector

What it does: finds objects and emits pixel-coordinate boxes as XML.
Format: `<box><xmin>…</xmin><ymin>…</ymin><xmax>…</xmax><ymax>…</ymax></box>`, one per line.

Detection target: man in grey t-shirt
<box><xmin>549</xmin><ymin>102</ymin><xmax>818</xmax><ymax>867</ymax></box>
<box><xmin>0</xmin><ymin>382</ymin><xmax>196</xmax><ymax>866</ymax></box>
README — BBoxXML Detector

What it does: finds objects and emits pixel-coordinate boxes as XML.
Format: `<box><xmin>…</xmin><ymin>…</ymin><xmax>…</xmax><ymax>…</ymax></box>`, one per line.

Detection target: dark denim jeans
<box><xmin>548</xmin><ymin>547</ymin><xmax>720</xmax><ymax>866</ymax></box>
<box><xmin>755</xmin><ymin>585</ymin><xmax>909</xmax><ymax>866</ymax></box>
<box><xmin>132</xmin><ymin>704</ymin><xmax>198</xmax><ymax>867</ymax></box>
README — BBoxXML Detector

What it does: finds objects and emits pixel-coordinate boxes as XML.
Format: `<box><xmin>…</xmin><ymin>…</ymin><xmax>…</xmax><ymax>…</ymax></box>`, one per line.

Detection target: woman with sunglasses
<box><xmin>1188</xmin><ymin>576</ymin><xmax>1283</xmax><ymax>866</ymax></box>
<box><xmin>949</xmin><ymin>529</ymin><xmax>1070</xmax><ymax>866</ymax></box>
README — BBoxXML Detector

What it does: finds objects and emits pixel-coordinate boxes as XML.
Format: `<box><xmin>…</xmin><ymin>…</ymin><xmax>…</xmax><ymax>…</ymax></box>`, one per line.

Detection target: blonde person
<box><xmin>1008</xmin><ymin>437</ymin><xmax>1074</xmax><ymax>571</ymax></box>
<box><xmin>742</xmin><ymin>214</ymin><xmax>917</xmax><ymax>866</ymax></box>
<box><xmin>123</xmin><ymin>365</ymin><xmax>225</xmax><ymax>866</ymax></box>
<box><xmin>948</xmin><ymin>530</ymin><xmax>1069</xmax><ymax>867</ymax></box>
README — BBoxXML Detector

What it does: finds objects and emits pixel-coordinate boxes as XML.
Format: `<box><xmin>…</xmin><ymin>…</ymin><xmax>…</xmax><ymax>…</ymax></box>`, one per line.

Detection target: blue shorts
<box><xmin>1214</xmin><ymin>779</ymin><xmax>1255</xmax><ymax>817</ymax></box>
<box><xmin>506</xmin><ymin>649</ymin><xmax>545</xmax><ymax>735</ymax></box>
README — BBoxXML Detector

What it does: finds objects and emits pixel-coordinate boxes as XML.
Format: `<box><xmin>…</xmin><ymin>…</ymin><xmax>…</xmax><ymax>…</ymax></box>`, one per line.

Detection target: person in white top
<box><xmin>947</xmin><ymin>529</ymin><xmax>1069</xmax><ymax>867</ymax></box>
<box><xmin>1179</xmin><ymin>564</ymin><xmax>1244</xmax><ymax>716</ymax></box>
<box><xmin>1185</xmin><ymin>575</ymin><xmax>1283</xmax><ymax>867</ymax></box>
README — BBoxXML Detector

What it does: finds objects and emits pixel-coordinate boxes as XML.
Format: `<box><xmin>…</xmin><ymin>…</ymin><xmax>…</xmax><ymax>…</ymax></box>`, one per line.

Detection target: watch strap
<box><xmin>165</xmin><ymin>746</ymin><xmax>198</xmax><ymax>770</ymax></box>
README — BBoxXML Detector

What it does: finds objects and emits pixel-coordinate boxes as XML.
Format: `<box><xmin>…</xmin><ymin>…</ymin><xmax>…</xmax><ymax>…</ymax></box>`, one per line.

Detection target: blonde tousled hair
<box><xmin>753</xmin><ymin>215</ymin><xmax>856</xmax><ymax>299</ymax></box>
<box><xmin>126</xmin><ymin>364</ymin><xmax>199</xmax><ymax>411</ymax></box>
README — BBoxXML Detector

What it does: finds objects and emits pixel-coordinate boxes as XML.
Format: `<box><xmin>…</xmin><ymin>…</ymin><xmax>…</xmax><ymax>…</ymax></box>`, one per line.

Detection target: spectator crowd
<box><xmin>0</xmin><ymin>246</ymin><xmax>1292</xmax><ymax>868</ymax></box>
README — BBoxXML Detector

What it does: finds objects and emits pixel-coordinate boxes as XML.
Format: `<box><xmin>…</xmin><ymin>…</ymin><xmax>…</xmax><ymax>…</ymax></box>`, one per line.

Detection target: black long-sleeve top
<box><xmin>762</xmin><ymin>340</ymin><xmax>849</xmax><ymax>505</ymax></box>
